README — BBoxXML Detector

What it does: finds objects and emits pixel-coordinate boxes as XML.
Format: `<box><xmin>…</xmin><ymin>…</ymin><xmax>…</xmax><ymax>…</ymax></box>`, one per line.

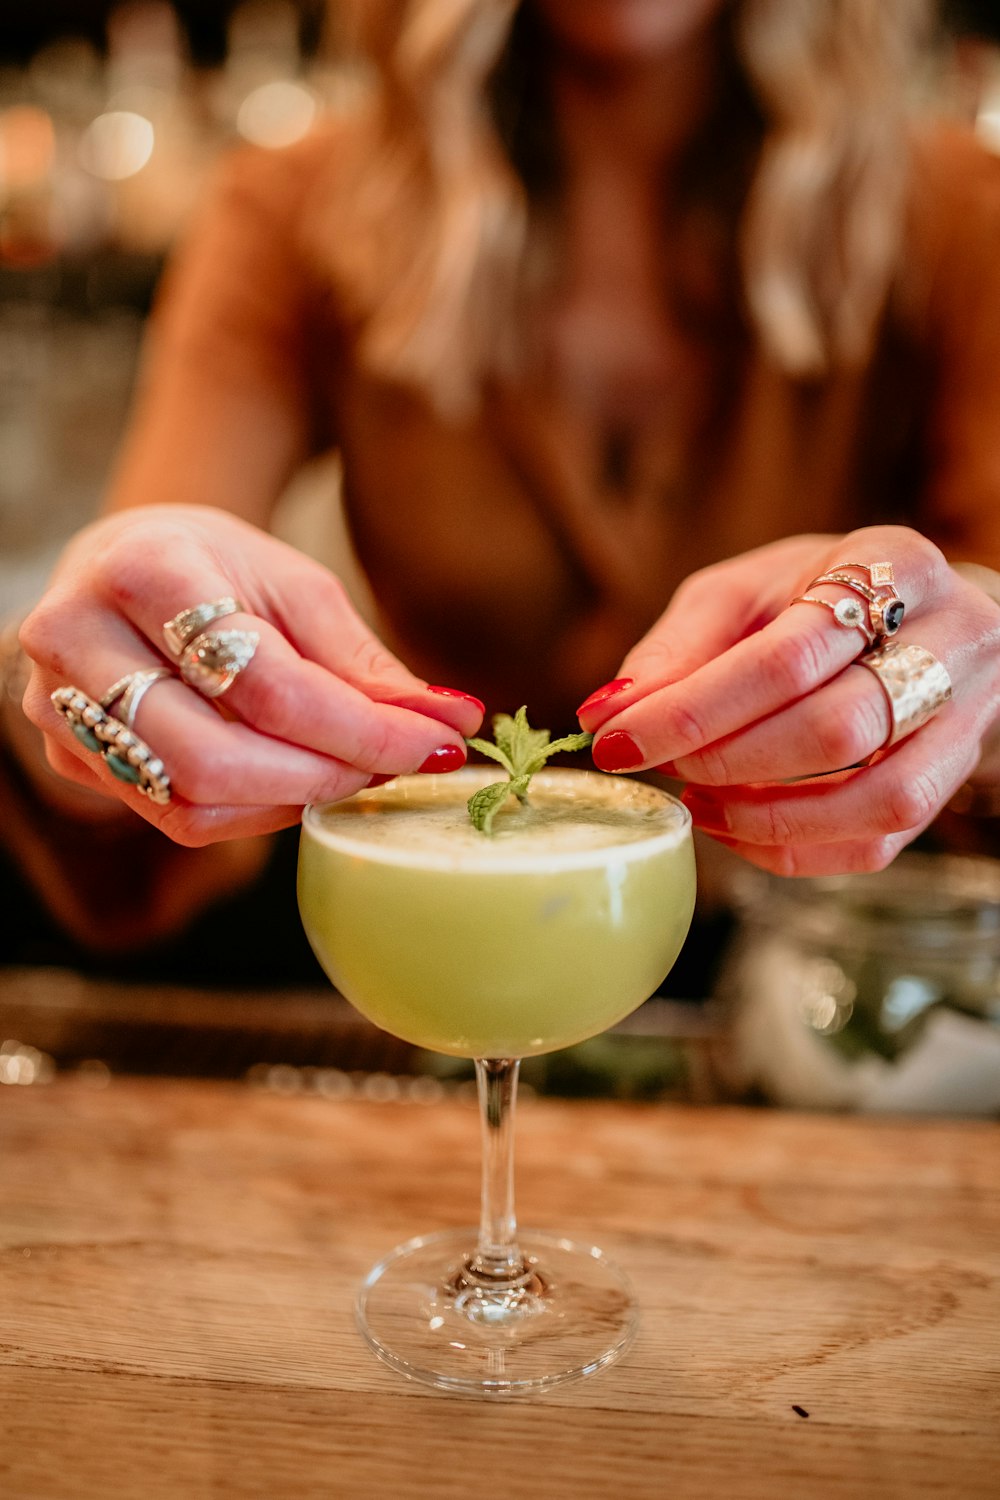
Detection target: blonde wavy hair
<box><xmin>321</xmin><ymin>0</ymin><xmax>935</xmax><ymax>411</ymax></box>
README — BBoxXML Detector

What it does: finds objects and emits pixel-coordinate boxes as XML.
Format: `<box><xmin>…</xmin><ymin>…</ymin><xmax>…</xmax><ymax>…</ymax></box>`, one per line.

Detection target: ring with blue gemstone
<box><xmin>50</xmin><ymin>682</ymin><xmax>172</xmax><ymax>805</ymax></box>
<box><xmin>812</xmin><ymin>568</ymin><xmax>906</xmax><ymax>643</ymax></box>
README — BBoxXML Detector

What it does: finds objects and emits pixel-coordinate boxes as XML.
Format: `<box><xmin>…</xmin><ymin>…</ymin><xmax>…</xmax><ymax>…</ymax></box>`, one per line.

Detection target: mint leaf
<box><xmin>494</xmin><ymin>707</ymin><xmax>550</xmax><ymax>771</ymax></box>
<box><xmin>464</xmin><ymin>737</ymin><xmax>516</xmax><ymax>775</ymax></box>
<box><xmin>543</xmin><ymin>731</ymin><xmax>595</xmax><ymax>758</ymax></box>
<box><xmin>468</xmin><ymin>776</ymin><xmax>523</xmax><ymax>835</ymax></box>
<box><xmin>465</xmin><ymin>708</ymin><xmax>593</xmax><ymax>834</ymax></box>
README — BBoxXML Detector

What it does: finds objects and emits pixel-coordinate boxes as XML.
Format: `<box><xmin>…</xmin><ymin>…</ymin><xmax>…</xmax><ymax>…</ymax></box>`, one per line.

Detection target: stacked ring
<box><xmin>788</xmin><ymin>590</ymin><xmax>875</xmax><ymax>646</ymax></box>
<box><xmin>790</xmin><ymin>559</ymin><xmax>905</xmax><ymax>648</ymax></box>
<box><xmin>812</xmin><ymin>571</ymin><xmax>905</xmax><ymax>640</ymax></box>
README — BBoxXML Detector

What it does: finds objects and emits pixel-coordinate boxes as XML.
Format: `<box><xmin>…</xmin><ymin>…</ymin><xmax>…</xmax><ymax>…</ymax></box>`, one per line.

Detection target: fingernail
<box><xmin>592</xmin><ymin>731</ymin><xmax>643</xmax><ymax>772</ymax></box>
<box><xmin>577</xmin><ymin>678</ymin><xmax>633</xmax><ymax>720</ymax></box>
<box><xmin>418</xmin><ymin>744</ymin><xmax>467</xmax><ymax>774</ymax></box>
<box><xmin>682</xmin><ymin>790</ymin><xmax>730</xmax><ymax>834</ymax></box>
<box><xmin>366</xmin><ymin>773</ymin><xmax>396</xmax><ymax>788</ymax></box>
<box><xmin>428</xmin><ymin>686</ymin><xmax>485</xmax><ymax>715</ymax></box>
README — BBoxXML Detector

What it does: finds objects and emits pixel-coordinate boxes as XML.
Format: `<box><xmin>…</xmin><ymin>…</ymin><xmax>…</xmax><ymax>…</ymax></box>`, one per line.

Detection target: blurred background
<box><xmin>1</xmin><ymin>0</ymin><xmax>999</xmax><ymax>619</ymax></box>
<box><xmin>1</xmin><ymin>1</ymin><xmax>999</xmax><ymax>1105</ymax></box>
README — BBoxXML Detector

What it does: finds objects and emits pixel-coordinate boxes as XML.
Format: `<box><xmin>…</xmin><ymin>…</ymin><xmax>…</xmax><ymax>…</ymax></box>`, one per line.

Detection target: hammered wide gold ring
<box><xmin>858</xmin><ymin>642</ymin><xmax>953</xmax><ymax>749</ymax></box>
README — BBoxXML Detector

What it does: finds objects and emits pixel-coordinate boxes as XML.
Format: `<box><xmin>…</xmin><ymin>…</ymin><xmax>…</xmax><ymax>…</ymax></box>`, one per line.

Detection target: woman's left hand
<box><xmin>577</xmin><ymin>526</ymin><xmax>1000</xmax><ymax>876</ymax></box>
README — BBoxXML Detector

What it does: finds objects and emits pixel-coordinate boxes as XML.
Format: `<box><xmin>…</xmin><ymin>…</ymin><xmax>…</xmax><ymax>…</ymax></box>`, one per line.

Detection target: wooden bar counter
<box><xmin>0</xmin><ymin>1075</ymin><xmax>997</xmax><ymax>1499</ymax></box>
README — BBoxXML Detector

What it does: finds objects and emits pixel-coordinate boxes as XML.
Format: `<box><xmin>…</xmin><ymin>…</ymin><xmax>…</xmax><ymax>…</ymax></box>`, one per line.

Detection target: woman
<box><xmin>4</xmin><ymin>0</ymin><xmax>1000</xmax><ymax>955</ymax></box>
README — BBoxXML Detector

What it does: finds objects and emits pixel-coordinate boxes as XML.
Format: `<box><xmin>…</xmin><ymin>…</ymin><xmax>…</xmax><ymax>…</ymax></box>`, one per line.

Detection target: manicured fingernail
<box><xmin>682</xmin><ymin>791</ymin><xmax>730</xmax><ymax>834</ymax></box>
<box><xmin>428</xmin><ymin>686</ymin><xmax>485</xmax><ymax>715</ymax></box>
<box><xmin>418</xmin><ymin>744</ymin><xmax>467</xmax><ymax>774</ymax></box>
<box><xmin>366</xmin><ymin>773</ymin><xmax>396</xmax><ymax>788</ymax></box>
<box><xmin>577</xmin><ymin>678</ymin><xmax>633</xmax><ymax>720</ymax></box>
<box><xmin>592</xmin><ymin>731</ymin><xmax>643</xmax><ymax>772</ymax></box>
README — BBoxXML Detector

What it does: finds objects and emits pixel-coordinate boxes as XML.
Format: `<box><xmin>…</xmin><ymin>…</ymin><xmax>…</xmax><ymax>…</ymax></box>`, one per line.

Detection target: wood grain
<box><xmin>0</xmin><ymin>1078</ymin><xmax>997</xmax><ymax>1499</ymax></box>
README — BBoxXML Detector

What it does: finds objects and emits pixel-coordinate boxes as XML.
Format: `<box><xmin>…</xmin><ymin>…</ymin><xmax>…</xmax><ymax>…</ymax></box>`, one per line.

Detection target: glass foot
<box><xmin>356</xmin><ymin>1228</ymin><xmax>638</xmax><ymax>1396</ymax></box>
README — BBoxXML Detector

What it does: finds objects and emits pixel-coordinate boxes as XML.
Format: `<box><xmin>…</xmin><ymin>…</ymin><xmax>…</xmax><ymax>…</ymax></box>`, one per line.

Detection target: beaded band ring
<box><xmin>50</xmin><ymin>684</ymin><xmax>172</xmax><ymax>804</ymax></box>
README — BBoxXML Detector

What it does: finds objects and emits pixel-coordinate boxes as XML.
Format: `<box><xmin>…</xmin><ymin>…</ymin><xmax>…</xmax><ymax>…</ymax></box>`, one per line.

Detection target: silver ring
<box><xmin>163</xmin><ymin>597</ymin><xmax>243</xmax><ymax>657</ymax></box>
<box><xmin>857</xmin><ymin>642</ymin><xmax>953</xmax><ymax>748</ymax></box>
<box><xmin>179</xmin><ymin>627</ymin><xmax>259</xmax><ymax>699</ymax></box>
<box><xmin>100</xmin><ymin>666</ymin><xmax>176</xmax><ymax>729</ymax></box>
<box><xmin>50</xmin><ymin>684</ymin><xmax>171</xmax><ymax>804</ymax></box>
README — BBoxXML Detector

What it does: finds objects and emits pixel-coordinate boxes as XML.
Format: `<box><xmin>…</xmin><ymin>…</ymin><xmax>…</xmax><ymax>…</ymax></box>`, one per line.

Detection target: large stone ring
<box><xmin>163</xmin><ymin>597</ymin><xmax>243</xmax><ymax>657</ymax></box>
<box><xmin>857</xmin><ymin>642</ymin><xmax>953</xmax><ymax>748</ymax></box>
<box><xmin>179</xmin><ymin>628</ymin><xmax>259</xmax><ymax>699</ymax></box>
<box><xmin>51</xmin><ymin>671</ymin><xmax>175</xmax><ymax>804</ymax></box>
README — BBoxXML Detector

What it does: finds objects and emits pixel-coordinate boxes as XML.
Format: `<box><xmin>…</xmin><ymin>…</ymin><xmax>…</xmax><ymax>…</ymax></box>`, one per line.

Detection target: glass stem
<box><xmin>469</xmin><ymin>1057</ymin><xmax>526</xmax><ymax>1282</ymax></box>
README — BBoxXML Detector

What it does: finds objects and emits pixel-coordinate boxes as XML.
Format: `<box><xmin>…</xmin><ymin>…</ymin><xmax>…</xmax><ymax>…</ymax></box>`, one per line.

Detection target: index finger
<box><xmin>591</xmin><ymin>593</ymin><xmax>917</xmax><ymax>772</ymax></box>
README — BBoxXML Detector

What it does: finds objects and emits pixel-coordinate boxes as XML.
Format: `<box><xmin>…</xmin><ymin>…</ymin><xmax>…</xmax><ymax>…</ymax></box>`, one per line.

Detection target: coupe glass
<box><xmin>298</xmin><ymin>766</ymin><xmax>695</xmax><ymax>1395</ymax></box>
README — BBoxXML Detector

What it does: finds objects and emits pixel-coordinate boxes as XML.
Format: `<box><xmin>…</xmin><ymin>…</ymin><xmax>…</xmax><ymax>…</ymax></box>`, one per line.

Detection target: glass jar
<box><xmin>716</xmin><ymin>852</ymin><xmax>1000</xmax><ymax>1114</ymax></box>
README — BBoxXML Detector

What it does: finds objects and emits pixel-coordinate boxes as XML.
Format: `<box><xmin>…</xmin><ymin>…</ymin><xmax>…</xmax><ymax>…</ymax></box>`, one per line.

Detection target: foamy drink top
<box><xmin>305</xmin><ymin>769</ymin><xmax>689</xmax><ymax>871</ymax></box>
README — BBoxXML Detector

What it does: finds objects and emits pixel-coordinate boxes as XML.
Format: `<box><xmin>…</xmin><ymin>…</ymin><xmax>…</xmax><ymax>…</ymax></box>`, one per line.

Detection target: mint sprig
<box><xmin>465</xmin><ymin>707</ymin><xmax>593</xmax><ymax>834</ymax></box>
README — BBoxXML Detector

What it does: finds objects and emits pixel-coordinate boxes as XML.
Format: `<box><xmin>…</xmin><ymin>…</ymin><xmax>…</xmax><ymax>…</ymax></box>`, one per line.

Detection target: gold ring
<box><xmin>857</xmin><ymin>642</ymin><xmax>952</xmax><ymax>748</ymax></box>
<box><xmin>789</xmin><ymin>594</ymin><xmax>875</xmax><ymax>647</ymax></box>
<box><xmin>812</xmin><ymin>572</ymin><xmax>905</xmax><ymax>640</ymax></box>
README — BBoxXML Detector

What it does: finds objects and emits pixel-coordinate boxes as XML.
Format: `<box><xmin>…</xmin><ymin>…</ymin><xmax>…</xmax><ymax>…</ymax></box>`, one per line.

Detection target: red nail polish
<box><xmin>682</xmin><ymin>792</ymin><xmax>729</xmax><ymax>834</ymax></box>
<box><xmin>428</xmin><ymin>686</ymin><xmax>485</xmax><ymax>715</ymax></box>
<box><xmin>418</xmin><ymin>744</ymin><xmax>467</xmax><ymax>774</ymax></box>
<box><xmin>366</xmin><ymin>773</ymin><xmax>396</xmax><ymax>788</ymax></box>
<box><xmin>592</xmin><ymin>731</ymin><xmax>643</xmax><ymax>772</ymax></box>
<box><xmin>576</xmin><ymin>678</ymin><xmax>634</xmax><ymax>719</ymax></box>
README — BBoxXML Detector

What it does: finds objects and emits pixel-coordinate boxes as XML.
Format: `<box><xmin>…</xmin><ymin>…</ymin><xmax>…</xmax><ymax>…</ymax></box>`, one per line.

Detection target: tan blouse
<box><xmin>109</xmin><ymin>120</ymin><xmax>1000</xmax><ymax>729</ymax></box>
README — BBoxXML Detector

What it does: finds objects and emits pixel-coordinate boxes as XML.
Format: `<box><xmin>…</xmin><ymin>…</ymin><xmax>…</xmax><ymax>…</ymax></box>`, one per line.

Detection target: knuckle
<box><xmin>760</xmin><ymin>798</ymin><xmax>798</xmax><ymax>846</ymax></box>
<box><xmin>763</xmin><ymin>843</ymin><xmax>805</xmax><ymax>878</ymax></box>
<box><xmin>664</xmin><ymin>699</ymin><xmax>712</xmax><ymax>755</ymax></box>
<box><xmin>240</xmin><ymin>669</ymin><xmax>298</xmax><ymax>730</ymax></box>
<box><xmin>852</xmin><ymin>836</ymin><xmax>900</xmax><ymax>874</ymax></box>
<box><xmin>811</xmin><ymin>699</ymin><xmax>882</xmax><ymax>768</ymax></box>
<box><xmin>168</xmin><ymin>742</ymin><xmax>226</xmax><ymax>805</ymax></box>
<box><xmin>348</xmin><ymin>634</ymin><xmax>399</xmax><ymax>682</ymax></box>
<box><xmin>157</xmin><ymin>804</ymin><xmax>213</xmax><ymax>847</ymax></box>
<box><xmin>688</xmin><ymin>741</ymin><xmax>732</xmax><ymax>784</ymax></box>
<box><xmin>766</xmin><ymin>630</ymin><xmax>825</xmax><ymax>701</ymax></box>
<box><xmin>18</xmin><ymin>601</ymin><xmax>67</xmax><ymax>670</ymax></box>
<box><xmin>881</xmin><ymin>767</ymin><xmax>940</xmax><ymax>831</ymax></box>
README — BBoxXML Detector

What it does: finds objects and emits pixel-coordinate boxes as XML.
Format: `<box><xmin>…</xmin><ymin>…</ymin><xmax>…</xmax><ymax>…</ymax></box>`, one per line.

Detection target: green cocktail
<box><xmin>299</xmin><ymin>768</ymin><xmax>694</xmax><ymax>1059</ymax></box>
<box><xmin>298</xmin><ymin>766</ymin><xmax>694</xmax><ymax>1395</ymax></box>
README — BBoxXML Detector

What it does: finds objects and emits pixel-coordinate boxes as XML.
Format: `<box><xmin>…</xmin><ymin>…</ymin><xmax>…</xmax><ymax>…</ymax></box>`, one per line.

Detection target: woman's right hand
<box><xmin>18</xmin><ymin>505</ymin><xmax>483</xmax><ymax>845</ymax></box>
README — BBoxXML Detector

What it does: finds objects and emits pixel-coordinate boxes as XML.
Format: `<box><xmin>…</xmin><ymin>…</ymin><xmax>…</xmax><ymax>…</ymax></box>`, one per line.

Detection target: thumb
<box><xmin>273</xmin><ymin>556</ymin><xmax>484</xmax><ymax>737</ymax></box>
<box><xmin>621</xmin><ymin>566</ymin><xmax>759</xmax><ymax>688</ymax></box>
